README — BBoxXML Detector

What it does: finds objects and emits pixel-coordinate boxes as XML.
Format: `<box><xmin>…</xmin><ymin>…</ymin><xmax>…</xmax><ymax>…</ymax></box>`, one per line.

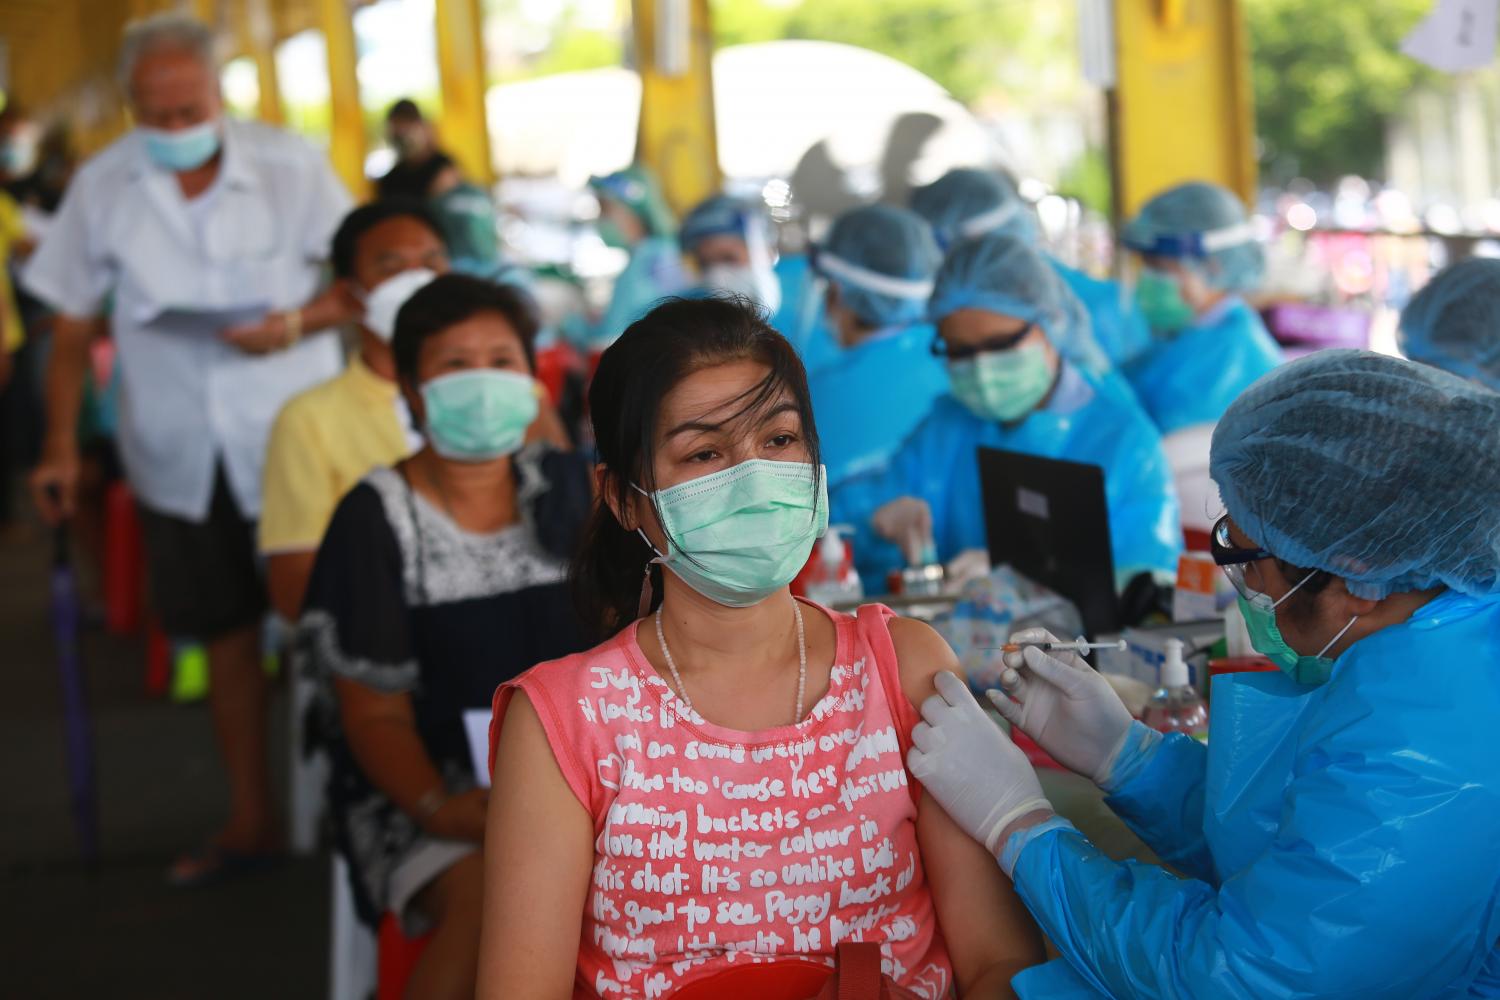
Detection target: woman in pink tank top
<box><xmin>479</xmin><ymin>298</ymin><xmax>1043</xmax><ymax>998</ymax></box>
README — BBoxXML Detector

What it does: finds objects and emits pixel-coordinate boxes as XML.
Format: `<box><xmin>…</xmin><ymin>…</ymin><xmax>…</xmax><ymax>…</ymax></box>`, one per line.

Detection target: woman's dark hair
<box><xmin>391</xmin><ymin>273</ymin><xmax>540</xmax><ymax>386</ymax></box>
<box><xmin>573</xmin><ymin>295</ymin><xmax>822</xmax><ymax>637</ymax></box>
<box><xmin>329</xmin><ymin>199</ymin><xmax>447</xmax><ymax>279</ymax></box>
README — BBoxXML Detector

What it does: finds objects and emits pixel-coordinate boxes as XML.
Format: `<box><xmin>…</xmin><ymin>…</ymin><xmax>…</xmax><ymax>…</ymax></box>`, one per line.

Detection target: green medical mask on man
<box><xmin>947</xmin><ymin>342</ymin><xmax>1055</xmax><ymax>424</ymax></box>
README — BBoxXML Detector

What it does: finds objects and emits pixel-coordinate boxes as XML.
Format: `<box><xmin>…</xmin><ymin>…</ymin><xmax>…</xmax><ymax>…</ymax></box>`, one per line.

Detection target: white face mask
<box><xmin>704</xmin><ymin>262</ymin><xmax>782</xmax><ymax>315</ymax></box>
<box><xmin>361</xmin><ymin>268</ymin><xmax>438</xmax><ymax>342</ymax></box>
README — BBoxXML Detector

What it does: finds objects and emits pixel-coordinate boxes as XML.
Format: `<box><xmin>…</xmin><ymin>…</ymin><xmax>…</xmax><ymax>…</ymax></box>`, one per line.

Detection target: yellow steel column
<box><xmin>631</xmin><ymin>0</ymin><xmax>721</xmax><ymax>217</ymax></box>
<box><xmin>317</xmin><ymin>0</ymin><xmax>367</xmax><ymax>196</ymax></box>
<box><xmin>434</xmin><ymin>0</ymin><xmax>494</xmax><ymax>185</ymax></box>
<box><xmin>1111</xmin><ymin>0</ymin><xmax>1256</xmax><ymax>216</ymax></box>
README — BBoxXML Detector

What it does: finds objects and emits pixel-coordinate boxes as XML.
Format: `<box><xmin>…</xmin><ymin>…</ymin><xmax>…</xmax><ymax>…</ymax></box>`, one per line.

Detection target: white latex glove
<box><xmin>944</xmin><ymin>547</ymin><xmax>991</xmax><ymax>588</ymax></box>
<box><xmin>872</xmin><ymin>496</ymin><xmax>933</xmax><ymax>567</ymax></box>
<box><xmin>989</xmin><ymin>627</ymin><xmax>1135</xmax><ymax>785</ymax></box>
<box><xmin>908</xmin><ymin>671</ymin><xmax>1053</xmax><ymax>855</ymax></box>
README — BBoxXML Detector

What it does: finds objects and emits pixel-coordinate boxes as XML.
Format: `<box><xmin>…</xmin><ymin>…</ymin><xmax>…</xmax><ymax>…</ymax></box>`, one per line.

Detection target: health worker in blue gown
<box><xmin>1398</xmin><ymin>256</ymin><xmax>1500</xmax><ymax>392</ymax></box>
<box><xmin>585</xmin><ymin>165</ymin><xmax>690</xmax><ymax>346</ymax></box>
<box><xmin>1121</xmin><ymin>181</ymin><xmax>1283</xmax><ymax>436</ymax></box>
<box><xmin>805</xmin><ymin>204</ymin><xmax>950</xmax><ymax>489</ymax></box>
<box><xmin>911</xmin><ymin>167</ymin><xmax>1144</xmax><ymax>369</ymax></box>
<box><xmin>831</xmin><ymin>232</ymin><xmax>1181</xmax><ymax>592</ymax></box>
<box><xmin>678</xmin><ymin>193</ymin><xmax>838</xmax><ymax>372</ymax></box>
<box><xmin>906</xmin><ymin>350</ymin><xmax>1500</xmax><ymax>1000</ymax></box>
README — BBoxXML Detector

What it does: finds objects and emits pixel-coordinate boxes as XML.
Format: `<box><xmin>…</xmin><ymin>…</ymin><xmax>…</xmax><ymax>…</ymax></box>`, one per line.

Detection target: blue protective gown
<box><xmin>773</xmin><ymin>253</ymin><xmax>841</xmax><ymax>374</ymax></box>
<box><xmin>808</xmin><ymin>323</ymin><xmax>949</xmax><ymax>489</ymax></box>
<box><xmin>592</xmin><ymin>235</ymin><xmax>690</xmax><ymax>345</ymax></box>
<box><xmin>1124</xmin><ymin>297</ymin><xmax>1283</xmax><ymax>436</ymax></box>
<box><xmin>1007</xmin><ymin>589</ymin><xmax>1500</xmax><ymax>999</ymax></box>
<box><xmin>831</xmin><ymin>362</ymin><xmax>1182</xmax><ymax>591</ymax></box>
<box><xmin>1051</xmin><ymin>259</ymin><xmax>1152</xmax><ymax>369</ymax></box>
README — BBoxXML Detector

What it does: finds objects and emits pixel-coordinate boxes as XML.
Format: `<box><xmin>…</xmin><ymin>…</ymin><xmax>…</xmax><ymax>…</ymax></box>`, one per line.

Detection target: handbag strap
<box><xmin>834</xmin><ymin>942</ymin><xmax>884</xmax><ymax>1000</ymax></box>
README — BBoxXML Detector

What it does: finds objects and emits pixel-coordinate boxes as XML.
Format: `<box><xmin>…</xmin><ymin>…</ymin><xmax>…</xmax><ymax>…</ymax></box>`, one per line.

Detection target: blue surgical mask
<box><xmin>948</xmin><ymin>343</ymin><xmax>1055</xmax><ymax>424</ymax></box>
<box><xmin>420</xmin><ymin>369</ymin><xmax>539</xmax><ymax>462</ymax></box>
<box><xmin>636</xmin><ymin>460</ymin><xmax>828</xmax><ymax>608</ymax></box>
<box><xmin>1236</xmin><ymin>570</ymin><xmax>1358</xmax><ymax>685</ymax></box>
<box><xmin>141</xmin><ymin>119</ymin><xmax>222</xmax><ymax>172</ymax></box>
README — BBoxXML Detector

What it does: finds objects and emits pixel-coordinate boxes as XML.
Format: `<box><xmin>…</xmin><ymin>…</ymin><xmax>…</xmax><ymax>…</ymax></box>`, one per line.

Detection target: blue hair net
<box><xmin>815</xmin><ymin>205</ymin><xmax>941</xmax><ymax>329</ymax></box>
<box><xmin>909</xmin><ymin>168</ymin><xmax>1040</xmax><ymax>249</ymax></box>
<box><xmin>1123</xmin><ymin>181</ymin><xmax>1265</xmax><ymax>293</ymax></box>
<box><xmin>1211</xmin><ymin>350</ymin><xmax>1500</xmax><ymax>600</ymax></box>
<box><xmin>589</xmin><ymin>164</ymin><xmax>676</xmax><ymax>237</ymax></box>
<box><xmin>679</xmin><ymin>194</ymin><xmax>761</xmax><ymax>253</ymax></box>
<box><xmin>929</xmin><ymin>232</ymin><xmax>1109</xmax><ymax>375</ymax></box>
<box><xmin>1398</xmin><ymin>257</ymin><xmax>1500</xmax><ymax>392</ymax></box>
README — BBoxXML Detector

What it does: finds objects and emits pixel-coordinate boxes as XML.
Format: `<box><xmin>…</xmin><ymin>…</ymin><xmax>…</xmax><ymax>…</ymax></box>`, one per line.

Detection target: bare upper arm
<box><xmin>478</xmin><ymin>690</ymin><xmax>595</xmax><ymax>1000</ymax></box>
<box><xmin>891</xmin><ymin>616</ymin><xmax>1045</xmax><ymax>995</ymax></box>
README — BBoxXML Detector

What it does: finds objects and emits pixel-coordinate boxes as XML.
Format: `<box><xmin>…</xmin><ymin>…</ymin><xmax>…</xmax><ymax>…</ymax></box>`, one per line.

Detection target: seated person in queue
<box><xmin>1121</xmin><ymin>181</ymin><xmax>1283</xmax><ymax>436</ymax></box>
<box><xmin>679</xmin><ymin>192</ymin><xmax>838</xmax><ymax>371</ymax></box>
<box><xmin>260</xmin><ymin>200</ymin><xmax>448</xmax><ymax>621</ymax></box>
<box><xmin>584</xmin><ymin>164</ymin><xmax>689</xmax><ymax>347</ymax></box>
<box><xmin>478</xmin><ymin>296</ymin><xmax>1045</xmax><ymax>998</ymax></box>
<box><xmin>833</xmin><ymin>232</ymin><xmax>1181</xmax><ymax>592</ymax></box>
<box><xmin>807</xmin><ymin>205</ymin><xmax>951</xmax><ymax>488</ymax></box>
<box><xmin>911</xmin><ymin>167</ymin><xmax>1145</xmax><ymax>368</ymax></box>
<box><xmin>1397</xmin><ymin>255</ymin><xmax>1500</xmax><ymax>393</ymax></box>
<box><xmin>301</xmin><ymin>274</ymin><xmax>591</xmax><ymax>1000</ymax></box>
<box><xmin>906</xmin><ymin>351</ymin><xmax>1500</xmax><ymax>999</ymax></box>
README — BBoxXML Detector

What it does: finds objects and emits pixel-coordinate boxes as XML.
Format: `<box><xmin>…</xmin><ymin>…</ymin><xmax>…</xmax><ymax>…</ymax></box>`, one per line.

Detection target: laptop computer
<box><xmin>978</xmin><ymin>447</ymin><xmax>1121</xmax><ymax>637</ymax></box>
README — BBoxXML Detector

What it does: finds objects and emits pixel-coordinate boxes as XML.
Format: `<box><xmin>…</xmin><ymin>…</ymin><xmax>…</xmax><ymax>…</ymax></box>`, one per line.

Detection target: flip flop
<box><xmin>166</xmin><ymin>843</ymin><xmax>285</xmax><ymax>889</ymax></box>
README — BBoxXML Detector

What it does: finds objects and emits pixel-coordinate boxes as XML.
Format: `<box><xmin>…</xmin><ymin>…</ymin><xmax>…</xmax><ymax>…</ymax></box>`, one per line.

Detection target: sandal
<box><xmin>166</xmin><ymin>842</ymin><xmax>284</xmax><ymax>889</ymax></box>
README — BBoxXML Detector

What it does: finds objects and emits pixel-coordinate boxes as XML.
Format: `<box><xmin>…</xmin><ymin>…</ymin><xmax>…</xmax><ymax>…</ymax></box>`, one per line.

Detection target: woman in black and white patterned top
<box><xmin>301</xmin><ymin>275</ymin><xmax>589</xmax><ymax>999</ymax></box>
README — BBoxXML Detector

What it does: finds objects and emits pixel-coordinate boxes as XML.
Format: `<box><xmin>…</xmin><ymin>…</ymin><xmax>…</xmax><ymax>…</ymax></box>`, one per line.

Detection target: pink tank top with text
<box><xmin>491</xmin><ymin>602</ymin><xmax>954</xmax><ymax>999</ymax></box>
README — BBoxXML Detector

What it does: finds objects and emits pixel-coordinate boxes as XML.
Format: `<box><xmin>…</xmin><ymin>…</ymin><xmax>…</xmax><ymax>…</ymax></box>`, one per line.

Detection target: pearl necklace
<box><xmin>654</xmin><ymin>600</ymin><xmax>807</xmax><ymax>725</ymax></box>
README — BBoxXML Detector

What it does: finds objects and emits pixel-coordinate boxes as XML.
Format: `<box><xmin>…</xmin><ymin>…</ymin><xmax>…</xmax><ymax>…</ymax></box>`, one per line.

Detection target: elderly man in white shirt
<box><xmin>25</xmin><ymin>13</ymin><xmax>354</xmax><ymax>886</ymax></box>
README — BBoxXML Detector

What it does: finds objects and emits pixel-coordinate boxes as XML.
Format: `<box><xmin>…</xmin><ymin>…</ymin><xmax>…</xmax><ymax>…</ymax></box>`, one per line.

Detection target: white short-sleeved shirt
<box><xmin>23</xmin><ymin>119</ymin><xmax>353</xmax><ymax>522</ymax></box>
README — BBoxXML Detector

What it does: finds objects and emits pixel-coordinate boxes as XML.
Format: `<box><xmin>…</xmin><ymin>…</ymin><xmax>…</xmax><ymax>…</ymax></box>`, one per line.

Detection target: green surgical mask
<box><xmin>1236</xmin><ymin>570</ymin><xmax>1358</xmax><ymax>686</ymax></box>
<box><xmin>948</xmin><ymin>343</ymin><xmax>1054</xmax><ymax>424</ymax></box>
<box><xmin>598</xmin><ymin>217</ymin><xmax>632</xmax><ymax>250</ymax></box>
<box><xmin>1135</xmin><ymin>268</ymin><xmax>1196</xmax><ymax>336</ymax></box>
<box><xmin>636</xmin><ymin>460</ymin><xmax>828</xmax><ymax>608</ymax></box>
<box><xmin>420</xmin><ymin>370</ymin><xmax>539</xmax><ymax>462</ymax></box>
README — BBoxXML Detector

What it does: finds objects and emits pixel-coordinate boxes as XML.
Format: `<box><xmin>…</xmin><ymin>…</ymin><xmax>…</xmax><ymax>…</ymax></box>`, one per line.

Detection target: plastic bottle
<box><xmin>1141</xmin><ymin>637</ymin><xmax>1209</xmax><ymax>742</ymax></box>
<box><xmin>804</xmin><ymin>526</ymin><xmax>865</xmax><ymax>607</ymax></box>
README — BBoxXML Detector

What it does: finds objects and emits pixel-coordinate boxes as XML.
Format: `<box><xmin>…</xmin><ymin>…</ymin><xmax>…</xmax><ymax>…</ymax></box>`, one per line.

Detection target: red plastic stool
<box><xmin>103</xmin><ymin>480</ymin><xmax>144</xmax><ymax>635</ymax></box>
<box><xmin>376</xmin><ymin>912</ymin><xmax>432</xmax><ymax>1000</ymax></box>
<box><xmin>534</xmin><ymin>343</ymin><xmax>582</xmax><ymax>406</ymax></box>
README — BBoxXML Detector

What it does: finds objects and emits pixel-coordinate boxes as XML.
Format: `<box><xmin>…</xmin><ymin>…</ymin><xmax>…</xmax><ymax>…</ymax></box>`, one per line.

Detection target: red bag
<box><xmin>668</xmin><ymin>943</ymin><xmax>926</xmax><ymax>1000</ymax></box>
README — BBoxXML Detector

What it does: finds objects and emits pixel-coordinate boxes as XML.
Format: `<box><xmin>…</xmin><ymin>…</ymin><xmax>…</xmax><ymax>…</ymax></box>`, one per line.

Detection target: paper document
<box><xmin>464</xmin><ymin>708</ymin><xmax>494</xmax><ymax>789</ymax></box>
<box><xmin>1402</xmin><ymin>0</ymin><xmax>1498</xmax><ymax>73</ymax></box>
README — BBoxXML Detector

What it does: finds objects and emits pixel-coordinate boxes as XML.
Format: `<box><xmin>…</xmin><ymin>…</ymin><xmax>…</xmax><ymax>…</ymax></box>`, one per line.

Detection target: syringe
<box><xmin>996</xmin><ymin>637</ymin><xmax>1128</xmax><ymax>655</ymax></box>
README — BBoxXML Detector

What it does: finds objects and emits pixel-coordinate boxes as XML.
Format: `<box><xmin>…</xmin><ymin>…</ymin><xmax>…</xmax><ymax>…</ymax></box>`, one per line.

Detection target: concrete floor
<box><xmin>0</xmin><ymin>516</ymin><xmax>329</xmax><ymax>1000</ymax></box>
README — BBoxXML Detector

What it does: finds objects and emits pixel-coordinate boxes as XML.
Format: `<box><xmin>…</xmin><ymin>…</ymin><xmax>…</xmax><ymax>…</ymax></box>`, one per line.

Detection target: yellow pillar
<box><xmin>318</xmin><ymin>0</ymin><xmax>367</xmax><ymax>196</ymax></box>
<box><xmin>434</xmin><ymin>0</ymin><xmax>494</xmax><ymax>185</ymax></box>
<box><xmin>1111</xmin><ymin>0</ymin><xmax>1256</xmax><ymax>216</ymax></box>
<box><xmin>631</xmin><ymin>0</ymin><xmax>721</xmax><ymax>218</ymax></box>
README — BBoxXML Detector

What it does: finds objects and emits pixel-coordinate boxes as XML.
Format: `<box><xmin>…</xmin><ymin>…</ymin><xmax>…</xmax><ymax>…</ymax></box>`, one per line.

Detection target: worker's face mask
<box><xmin>948</xmin><ymin>342</ymin><xmax>1054</xmax><ymax>424</ymax></box>
<box><xmin>360</xmin><ymin>268</ymin><xmax>438</xmax><ymax>343</ymax></box>
<box><xmin>1237</xmin><ymin>569</ymin><xmax>1359</xmax><ymax>685</ymax></box>
<box><xmin>0</xmin><ymin>136</ymin><xmax>37</xmax><ymax>176</ymax></box>
<box><xmin>141</xmin><ymin>119</ymin><xmax>221</xmax><ymax>173</ymax></box>
<box><xmin>703</xmin><ymin>262</ymin><xmax>783</xmax><ymax>315</ymax></box>
<box><xmin>419</xmin><ymin>370</ymin><xmax>539</xmax><ymax>462</ymax></box>
<box><xmin>1135</xmin><ymin>267</ymin><xmax>1197</xmax><ymax>336</ymax></box>
<box><xmin>634</xmin><ymin>460</ymin><xmax>828</xmax><ymax>608</ymax></box>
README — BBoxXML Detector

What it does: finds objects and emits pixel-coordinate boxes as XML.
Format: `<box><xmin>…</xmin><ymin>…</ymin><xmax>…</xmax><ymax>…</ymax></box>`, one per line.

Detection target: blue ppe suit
<box><xmin>591</xmin><ymin>236</ymin><xmax>689</xmax><ymax>346</ymax></box>
<box><xmin>808</xmin><ymin>323</ymin><xmax>949</xmax><ymax>489</ymax></box>
<box><xmin>1007</xmin><ymin>589</ymin><xmax>1500</xmax><ymax>999</ymax></box>
<box><xmin>773</xmin><ymin>253</ymin><xmax>840</xmax><ymax>374</ymax></box>
<box><xmin>832</xmin><ymin>362</ymin><xmax>1181</xmax><ymax>591</ymax></box>
<box><xmin>1051</xmin><ymin>259</ymin><xmax>1151</xmax><ymax>369</ymax></box>
<box><xmin>1124</xmin><ymin>297</ymin><xmax>1282</xmax><ymax>436</ymax></box>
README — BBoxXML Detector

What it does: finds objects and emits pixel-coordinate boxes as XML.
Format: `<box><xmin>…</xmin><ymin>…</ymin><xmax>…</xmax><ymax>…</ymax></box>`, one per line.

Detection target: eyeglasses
<box><xmin>1210</xmin><ymin>515</ymin><xmax>1273</xmax><ymax>601</ymax></box>
<box><xmin>930</xmin><ymin>325</ymin><xmax>1034</xmax><ymax>362</ymax></box>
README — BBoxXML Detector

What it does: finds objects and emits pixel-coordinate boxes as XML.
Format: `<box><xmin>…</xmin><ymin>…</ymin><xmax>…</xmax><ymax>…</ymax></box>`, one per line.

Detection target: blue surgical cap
<box><xmin>589</xmin><ymin>164</ymin><xmax>676</xmax><ymax>238</ymax></box>
<box><xmin>1398</xmin><ymin>257</ymin><xmax>1500</xmax><ymax>392</ymax></box>
<box><xmin>909</xmin><ymin>168</ymin><xmax>1040</xmax><ymax>249</ymax></box>
<box><xmin>1211</xmin><ymin>350</ymin><xmax>1500</xmax><ymax>600</ymax></box>
<box><xmin>929</xmin><ymin>232</ymin><xmax>1110</xmax><ymax>375</ymax></box>
<box><xmin>680</xmin><ymin>194</ymin><xmax>762</xmax><ymax>253</ymax></box>
<box><xmin>1123</xmin><ymin>181</ymin><xmax>1265</xmax><ymax>293</ymax></box>
<box><xmin>816</xmin><ymin>204</ymin><xmax>941</xmax><ymax>329</ymax></box>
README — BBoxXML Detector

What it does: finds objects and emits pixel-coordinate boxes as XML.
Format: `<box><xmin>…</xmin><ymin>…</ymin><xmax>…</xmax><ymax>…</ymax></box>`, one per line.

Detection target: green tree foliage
<box><xmin>1246</xmin><ymin>0</ymin><xmax>1439</xmax><ymax>184</ymax></box>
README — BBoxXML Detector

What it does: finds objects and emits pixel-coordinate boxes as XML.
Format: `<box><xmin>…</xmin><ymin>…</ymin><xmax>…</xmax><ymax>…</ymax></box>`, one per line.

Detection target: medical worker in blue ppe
<box><xmin>911</xmin><ymin>168</ymin><xmax>1145</xmax><ymax>368</ymax></box>
<box><xmin>806</xmin><ymin>204</ymin><xmax>951</xmax><ymax>488</ymax></box>
<box><xmin>832</xmin><ymin>232</ymin><xmax>1181</xmax><ymax>591</ymax></box>
<box><xmin>585</xmin><ymin>165</ymin><xmax>689</xmax><ymax>345</ymax></box>
<box><xmin>1121</xmin><ymin>181</ymin><xmax>1282</xmax><ymax>436</ymax></box>
<box><xmin>678</xmin><ymin>193</ymin><xmax>839</xmax><ymax>371</ymax></box>
<box><xmin>905</xmin><ymin>349</ymin><xmax>1500</xmax><ymax>1000</ymax></box>
<box><xmin>1398</xmin><ymin>256</ymin><xmax>1500</xmax><ymax>392</ymax></box>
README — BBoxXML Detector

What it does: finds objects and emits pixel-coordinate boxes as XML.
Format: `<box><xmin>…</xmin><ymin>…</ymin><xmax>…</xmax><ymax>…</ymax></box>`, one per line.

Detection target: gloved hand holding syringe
<box><xmin>993</xmin><ymin>636</ymin><xmax>1127</xmax><ymax>655</ymax></box>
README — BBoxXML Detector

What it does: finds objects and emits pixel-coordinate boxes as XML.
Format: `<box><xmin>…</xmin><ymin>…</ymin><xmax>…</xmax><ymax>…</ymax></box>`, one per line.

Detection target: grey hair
<box><xmin>118</xmin><ymin>12</ymin><xmax>218</xmax><ymax>94</ymax></box>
